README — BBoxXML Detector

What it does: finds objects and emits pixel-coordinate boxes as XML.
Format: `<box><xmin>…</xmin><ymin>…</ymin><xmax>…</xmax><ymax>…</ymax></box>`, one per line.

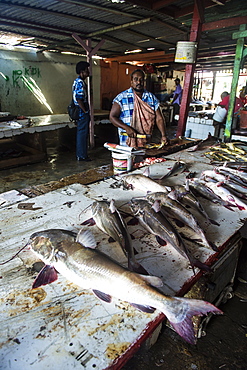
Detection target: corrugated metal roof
<box><xmin>0</xmin><ymin>0</ymin><xmax>246</xmax><ymax>71</ymax></box>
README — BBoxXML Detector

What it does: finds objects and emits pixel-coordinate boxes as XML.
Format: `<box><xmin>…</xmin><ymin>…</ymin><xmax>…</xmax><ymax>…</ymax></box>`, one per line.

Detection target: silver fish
<box><xmin>188</xmin><ymin>178</ymin><xmax>235</xmax><ymax>210</ymax></box>
<box><xmin>203</xmin><ymin>181</ymin><xmax>247</xmax><ymax>211</ymax></box>
<box><xmin>146</xmin><ymin>192</ymin><xmax>217</xmax><ymax>252</ymax></box>
<box><xmin>91</xmin><ymin>199</ymin><xmax>147</xmax><ymax>274</ymax></box>
<box><xmin>200</xmin><ymin>170</ymin><xmax>247</xmax><ymax>200</ymax></box>
<box><xmin>172</xmin><ymin>182</ymin><xmax>219</xmax><ymax>226</ymax></box>
<box><xmin>129</xmin><ymin>198</ymin><xmax>211</xmax><ymax>271</ymax></box>
<box><xmin>122</xmin><ymin>173</ymin><xmax>170</xmax><ymax>194</ymax></box>
<box><xmin>28</xmin><ymin>228</ymin><xmax>222</xmax><ymax>345</ymax></box>
<box><xmin>188</xmin><ymin>133</ymin><xmax>220</xmax><ymax>152</ymax></box>
<box><xmin>159</xmin><ymin>160</ymin><xmax>187</xmax><ymax>180</ymax></box>
<box><xmin>216</xmin><ymin>167</ymin><xmax>247</xmax><ymax>187</ymax></box>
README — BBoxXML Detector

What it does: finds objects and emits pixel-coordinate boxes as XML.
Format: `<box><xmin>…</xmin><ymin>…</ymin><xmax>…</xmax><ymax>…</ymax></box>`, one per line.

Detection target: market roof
<box><xmin>0</xmin><ymin>0</ymin><xmax>247</xmax><ymax>72</ymax></box>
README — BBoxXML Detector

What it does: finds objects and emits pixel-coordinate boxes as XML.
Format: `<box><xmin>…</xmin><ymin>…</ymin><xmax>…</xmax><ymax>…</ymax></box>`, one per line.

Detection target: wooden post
<box><xmin>72</xmin><ymin>33</ymin><xmax>105</xmax><ymax>148</ymax></box>
<box><xmin>176</xmin><ymin>0</ymin><xmax>203</xmax><ymax>138</ymax></box>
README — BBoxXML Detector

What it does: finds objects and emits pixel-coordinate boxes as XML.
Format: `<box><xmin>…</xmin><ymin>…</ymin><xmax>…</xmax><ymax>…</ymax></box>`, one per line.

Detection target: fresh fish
<box><xmin>188</xmin><ymin>133</ymin><xmax>220</xmax><ymax>152</ymax></box>
<box><xmin>216</xmin><ymin>167</ymin><xmax>247</xmax><ymax>187</ymax></box>
<box><xmin>222</xmin><ymin>161</ymin><xmax>247</xmax><ymax>171</ymax></box>
<box><xmin>188</xmin><ymin>178</ymin><xmax>235</xmax><ymax>210</ymax></box>
<box><xmin>143</xmin><ymin>160</ymin><xmax>187</xmax><ymax>181</ymax></box>
<box><xmin>146</xmin><ymin>192</ymin><xmax>217</xmax><ymax>252</ymax></box>
<box><xmin>159</xmin><ymin>160</ymin><xmax>187</xmax><ymax>180</ymax></box>
<box><xmin>91</xmin><ymin>199</ymin><xmax>147</xmax><ymax>274</ymax></box>
<box><xmin>200</xmin><ymin>170</ymin><xmax>247</xmax><ymax>200</ymax></box>
<box><xmin>129</xmin><ymin>198</ymin><xmax>211</xmax><ymax>271</ymax></box>
<box><xmin>203</xmin><ymin>181</ymin><xmax>247</xmax><ymax>211</ymax></box>
<box><xmin>172</xmin><ymin>182</ymin><xmax>219</xmax><ymax>226</ymax></box>
<box><xmin>27</xmin><ymin>228</ymin><xmax>222</xmax><ymax>345</ymax></box>
<box><xmin>122</xmin><ymin>173</ymin><xmax>170</xmax><ymax>193</ymax></box>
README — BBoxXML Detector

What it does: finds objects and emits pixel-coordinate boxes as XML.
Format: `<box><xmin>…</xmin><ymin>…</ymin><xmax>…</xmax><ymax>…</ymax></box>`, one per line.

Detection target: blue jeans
<box><xmin>76</xmin><ymin>113</ymin><xmax>90</xmax><ymax>159</ymax></box>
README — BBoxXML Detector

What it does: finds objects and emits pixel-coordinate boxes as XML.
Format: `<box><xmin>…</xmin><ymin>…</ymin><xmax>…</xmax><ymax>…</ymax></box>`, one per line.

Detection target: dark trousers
<box><xmin>76</xmin><ymin>113</ymin><xmax>90</xmax><ymax>159</ymax></box>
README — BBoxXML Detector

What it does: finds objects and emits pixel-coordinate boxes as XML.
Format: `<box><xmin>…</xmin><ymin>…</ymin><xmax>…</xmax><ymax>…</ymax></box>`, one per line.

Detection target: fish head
<box><xmin>129</xmin><ymin>198</ymin><xmax>148</xmax><ymax>216</ymax></box>
<box><xmin>91</xmin><ymin>200</ymin><xmax>105</xmax><ymax>217</ymax></box>
<box><xmin>146</xmin><ymin>192</ymin><xmax>165</xmax><ymax>204</ymax></box>
<box><xmin>29</xmin><ymin>235</ymin><xmax>55</xmax><ymax>265</ymax></box>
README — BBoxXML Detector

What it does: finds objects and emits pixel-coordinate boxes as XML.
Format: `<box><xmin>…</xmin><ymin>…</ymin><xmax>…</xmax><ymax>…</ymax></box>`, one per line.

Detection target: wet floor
<box><xmin>0</xmin><ymin>123</ymin><xmax>246</xmax><ymax>369</ymax></box>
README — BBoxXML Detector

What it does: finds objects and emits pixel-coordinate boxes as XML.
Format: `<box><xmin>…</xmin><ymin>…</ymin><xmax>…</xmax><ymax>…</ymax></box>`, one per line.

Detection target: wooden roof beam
<box><xmin>174</xmin><ymin>0</ymin><xmax>227</xmax><ymax>18</ymax></box>
<box><xmin>202</xmin><ymin>15</ymin><xmax>247</xmax><ymax>31</ymax></box>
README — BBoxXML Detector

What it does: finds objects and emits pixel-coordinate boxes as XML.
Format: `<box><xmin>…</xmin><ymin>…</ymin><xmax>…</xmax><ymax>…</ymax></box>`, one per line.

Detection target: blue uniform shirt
<box><xmin>72</xmin><ymin>77</ymin><xmax>89</xmax><ymax>118</ymax></box>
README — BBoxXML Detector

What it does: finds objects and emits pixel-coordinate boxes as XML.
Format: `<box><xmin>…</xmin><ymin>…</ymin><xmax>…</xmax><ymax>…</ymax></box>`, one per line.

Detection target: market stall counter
<box><xmin>0</xmin><ymin>112</ymin><xmax>110</xmax><ymax>169</ymax></box>
<box><xmin>0</xmin><ymin>146</ymin><xmax>245</xmax><ymax>369</ymax></box>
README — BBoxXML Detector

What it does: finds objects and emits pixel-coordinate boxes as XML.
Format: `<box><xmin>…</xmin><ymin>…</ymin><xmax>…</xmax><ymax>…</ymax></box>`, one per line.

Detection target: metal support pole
<box><xmin>224</xmin><ymin>25</ymin><xmax>246</xmax><ymax>141</ymax></box>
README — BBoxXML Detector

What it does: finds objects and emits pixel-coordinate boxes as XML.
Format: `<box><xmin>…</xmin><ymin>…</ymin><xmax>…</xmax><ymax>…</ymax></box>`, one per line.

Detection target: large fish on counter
<box><xmin>90</xmin><ymin>199</ymin><xmax>147</xmax><ymax>274</ymax></box>
<box><xmin>146</xmin><ymin>192</ymin><xmax>218</xmax><ymax>252</ymax></box>
<box><xmin>187</xmin><ymin>133</ymin><xmax>220</xmax><ymax>152</ymax></box>
<box><xmin>27</xmin><ymin>228</ymin><xmax>222</xmax><ymax>345</ymax></box>
<box><xmin>143</xmin><ymin>160</ymin><xmax>187</xmax><ymax>180</ymax></box>
<box><xmin>171</xmin><ymin>182</ymin><xmax>219</xmax><ymax>226</ymax></box>
<box><xmin>122</xmin><ymin>173</ymin><xmax>170</xmax><ymax>193</ymax></box>
<box><xmin>129</xmin><ymin>198</ymin><xmax>211</xmax><ymax>271</ymax></box>
<box><xmin>188</xmin><ymin>178</ymin><xmax>235</xmax><ymax>210</ymax></box>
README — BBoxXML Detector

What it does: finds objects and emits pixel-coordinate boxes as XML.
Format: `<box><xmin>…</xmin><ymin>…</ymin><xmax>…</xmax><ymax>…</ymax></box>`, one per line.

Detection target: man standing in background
<box><xmin>73</xmin><ymin>61</ymin><xmax>91</xmax><ymax>161</ymax></box>
<box><xmin>171</xmin><ymin>78</ymin><xmax>183</xmax><ymax>124</ymax></box>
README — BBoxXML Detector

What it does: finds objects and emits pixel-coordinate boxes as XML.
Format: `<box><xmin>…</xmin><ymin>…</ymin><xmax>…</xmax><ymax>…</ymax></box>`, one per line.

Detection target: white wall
<box><xmin>0</xmin><ymin>47</ymin><xmax>101</xmax><ymax>116</ymax></box>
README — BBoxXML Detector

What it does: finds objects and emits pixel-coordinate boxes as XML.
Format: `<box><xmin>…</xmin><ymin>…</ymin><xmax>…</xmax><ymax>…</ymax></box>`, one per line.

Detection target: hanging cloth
<box><xmin>127</xmin><ymin>92</ymin><xmax>156</xmax><ymax>148</ymax></box>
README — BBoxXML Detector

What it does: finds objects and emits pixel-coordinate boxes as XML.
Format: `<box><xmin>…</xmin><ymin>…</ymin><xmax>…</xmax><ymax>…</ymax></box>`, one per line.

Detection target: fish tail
<box><xmin>165</xmin><ymin>297</ymin><xmax>223</xmax><ymax>344</ymax></box>
<box><xmin>192</xmin><ymin>259</ymin><xmax>212</xmax><ymax>272</ymax></box>
<box><xmin>209</xmin><ymin>218</ymin><xmax>220</xmax><ymax>226</ymax></box>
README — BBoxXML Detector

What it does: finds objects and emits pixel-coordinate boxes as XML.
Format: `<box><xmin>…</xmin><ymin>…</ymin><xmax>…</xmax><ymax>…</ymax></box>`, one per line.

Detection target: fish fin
<box><xmin>92</xmin><ymin>290</ymin><xmax>112</xmax><ymax>303</ymax></box>
<box><xmin>155</xmin><ymin>235</ymin><xmax>167</xmax><ymax>246</ymax></box>
<box><xmin>81</xmin><ymin>217</ymin><xmax>96</xmax><ymax>226</ymax></box>
<box><xmin>76</xmin><ymin>229</ymin><xmax>97</xmax><ymax>249</ymax></box>
<box><xmin>166</xmin><ymin>297</ymin><xmax>222</xmax><ymax>345</ymax></box>
<box><xmin>168</xmin><ymin>190</ymin><xmax>178</xmax><ymax>201</ymax></box>
<box><xmin>208</xmin><ymin>241</ymin><xmax>218</xmax><ymax>252</ymax></box>
<box><xmin>127</xmin><ymin>217</ymin><xmax>139</xmax><ymax>226</ymax></box>
<box><xmin>108</xmin><ymin>236</ymin><xmax>115</xmax><ymax>243</ymax></box>
<box><xmin>109</xmin><ymin>199</ymin><xmax>116</xmax><ymax>213</ymax></box>
<box><xmin>130</xmin><ymin>303</ymin><xmax>156</xmax><ymax>313</ymax></box>
<box><xmin>209</xmin><ymin>218</ymin><xmax>220</xmax><ymax>226</ymax></box>
<box><xmin>128</xmin><ymin>259</ymin><xmax>149</xmax><ymax>275</ymax></box>
<box><xmin>174</xmin><ymin>219</ymin><xmax>185</xmax><ymax>227</ymax></box>
<box><xmin>142</xmin><ymin>167</ymin><xmax>149</xmax><ymax>177</ymax></box>
<box><xmin>224</xmin><ymin>204</ymin><xmax>235</xmax><ymax>211</ymax></box>
<box><xmin>192</xmin><ymin>259</ymin><xmax>212</xmax><ymax>272</ymax></box>
<box><xmin>139</xmin><ymin>274</ymin><xmax>163</xmax><ymax>288</ymax></box>
<box><xmin>151</xmin><ymin>200</ymin><xmax>161</xmax><ymax>212</ymax></box>
<box><xmin>32</xmin><ymin>265</ymin><xmax>58</xmax><ymax>289</ymax></box>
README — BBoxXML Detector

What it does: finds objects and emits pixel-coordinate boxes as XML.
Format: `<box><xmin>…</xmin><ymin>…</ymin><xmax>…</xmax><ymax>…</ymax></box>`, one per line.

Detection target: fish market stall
<box><xmin>0</xmin><ymin>144</ymin><xmax>246</xmax><ymax>369</ymax></box>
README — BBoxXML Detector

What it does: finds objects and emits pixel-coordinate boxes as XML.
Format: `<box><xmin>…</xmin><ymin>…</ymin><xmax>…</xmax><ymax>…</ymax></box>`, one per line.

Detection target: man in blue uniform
<box><xmin>72</xmin><ymin>61</ymin><xmax>91</xmax><ymax>161</ymax></box>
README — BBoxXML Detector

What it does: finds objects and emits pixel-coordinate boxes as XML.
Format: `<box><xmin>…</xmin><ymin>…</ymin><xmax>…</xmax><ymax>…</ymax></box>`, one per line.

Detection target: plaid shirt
<box><xmin>72</xmin><ymin>77</ymin><xmax>89</xmax><ymax>118</ymax></box>
<box><xmin>113</xmin><ymin>87</ymin><xmax>160</xmax><ymax>145</ymax></box>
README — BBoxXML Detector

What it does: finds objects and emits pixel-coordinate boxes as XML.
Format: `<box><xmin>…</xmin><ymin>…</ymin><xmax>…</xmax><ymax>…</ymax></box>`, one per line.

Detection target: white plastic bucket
<box><xmin>175</xmin><ymin>41</ymin><xmax>197</xmax><ymax>63</ymax></box>
<box><xmin>111</xmin><ymin>152</ymin><xmax>133</xmax><ymax>174</ymax></box>
<box><xmin>213</xmin><ymin>106</ymin><xmax>227</xmax><ymax>123</ymax></box>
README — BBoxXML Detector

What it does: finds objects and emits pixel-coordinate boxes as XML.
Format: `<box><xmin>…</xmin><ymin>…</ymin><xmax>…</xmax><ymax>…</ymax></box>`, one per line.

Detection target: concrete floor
<box><xmin>0</xmin><ymin>123</ymin><xmax>247</xmax><ymax>369</ymax></box>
